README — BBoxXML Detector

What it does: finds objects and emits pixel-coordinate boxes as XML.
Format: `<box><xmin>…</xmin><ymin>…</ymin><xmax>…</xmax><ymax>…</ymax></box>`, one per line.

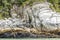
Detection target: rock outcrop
<box><xmin>23</xmin><ymin>2</ymin><xmax>60</xmax><ymax>31</ymax></box>
<box><xmin>0</xmin><ymin>2</ymin><xmax>60</xmax><ymax>33</ymax></box>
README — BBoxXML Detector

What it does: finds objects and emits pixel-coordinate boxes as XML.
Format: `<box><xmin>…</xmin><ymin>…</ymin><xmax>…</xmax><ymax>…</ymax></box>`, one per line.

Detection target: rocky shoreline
<box><xmin>0</xmin><ymin>2</ymin><xmax>60</xmax><ymax>38</ymax></box>
<box><xmin>0</xmin><ymin>27</ymin><xmax>60</xmax><ymax>38</ymax></box>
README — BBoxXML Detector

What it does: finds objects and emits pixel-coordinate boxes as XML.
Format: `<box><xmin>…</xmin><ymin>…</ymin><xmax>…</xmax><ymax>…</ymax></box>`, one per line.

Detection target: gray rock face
<box><xmin>0</xmin><ymin>2</ymin><xmax>60</xmax><ymax>31</ymax></box>
<box><xmin>23</xmin><ymin>2</ymin><xmax>60</xmax><ymax>31</ymax></box>
<box><xmin>0</xmin><ymin>18</ymin><xmax>25</xmax><ymax>28</ymax></box>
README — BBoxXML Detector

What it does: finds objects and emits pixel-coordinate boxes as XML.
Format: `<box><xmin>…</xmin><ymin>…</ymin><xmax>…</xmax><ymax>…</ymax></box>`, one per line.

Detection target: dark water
<box><xmin>0</xmin><ymin>32</ymin><xmax>59</xmax><ymax>38</ymax></box>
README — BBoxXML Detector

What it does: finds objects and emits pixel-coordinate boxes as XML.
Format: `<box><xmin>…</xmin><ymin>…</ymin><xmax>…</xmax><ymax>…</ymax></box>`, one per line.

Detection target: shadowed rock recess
<box><xmin>0</xmin><ymin>2</ymin><xmax>60</xmax><ymax>38</ymax></box>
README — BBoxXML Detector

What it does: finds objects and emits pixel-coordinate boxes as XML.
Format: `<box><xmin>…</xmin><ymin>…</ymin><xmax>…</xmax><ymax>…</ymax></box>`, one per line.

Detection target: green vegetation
<box><xmin>0</xmin><ymin>0</ymin><xmax>60</xmax><ymax>19</ymax></box>
<box><xmin>0</xmin><ymin>0</ymin><xmax>46</xmax><ymax>19</ymax></box>
<box><xmin>48</xmin><ymin>0</ymin><xmax>60</xmax><ymax>12</ymax></box>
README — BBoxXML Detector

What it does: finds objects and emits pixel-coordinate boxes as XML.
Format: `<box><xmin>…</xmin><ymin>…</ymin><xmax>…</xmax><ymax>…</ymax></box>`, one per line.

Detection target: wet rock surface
<box><xmin>0</xmin><ymin>32</ymin><xmax>60</xmax><ymax>38</ymax></box>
